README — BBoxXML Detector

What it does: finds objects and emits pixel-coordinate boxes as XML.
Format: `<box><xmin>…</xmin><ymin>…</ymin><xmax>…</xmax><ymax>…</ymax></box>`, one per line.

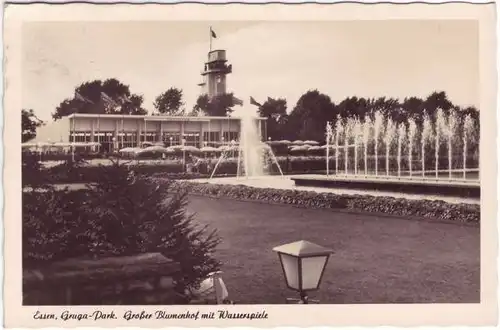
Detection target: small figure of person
<box><xmin>193</xmin><ymin>156</ymin><xmax>204</xmax><ymax>174</ymax></box>
<box><xmin>207</xmin><ymin>161</ymin><xmax>213</xmax><ymax>175</ymax></box>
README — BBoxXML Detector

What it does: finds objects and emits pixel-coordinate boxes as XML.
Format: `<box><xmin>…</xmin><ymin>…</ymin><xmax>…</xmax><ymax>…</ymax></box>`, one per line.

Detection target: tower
<box><xmin>198</xmin><ymin>49</ymin><xmax>232</xmax><ymax>99</ymax></box>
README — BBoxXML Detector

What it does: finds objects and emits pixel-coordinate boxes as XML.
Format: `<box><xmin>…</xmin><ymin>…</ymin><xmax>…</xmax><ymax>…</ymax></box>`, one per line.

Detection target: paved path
<box><xmin>25</xmin><ymin>177</ymin><xmax>480</xmax><ymax>205</ymax></box>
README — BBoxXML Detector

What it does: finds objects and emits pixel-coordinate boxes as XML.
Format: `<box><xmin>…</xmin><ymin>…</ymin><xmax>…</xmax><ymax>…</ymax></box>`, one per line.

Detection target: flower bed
<box><xmin>171</xmin><ymin>181</ymin><xmax>480</xmax><ymax>224</ymax></box>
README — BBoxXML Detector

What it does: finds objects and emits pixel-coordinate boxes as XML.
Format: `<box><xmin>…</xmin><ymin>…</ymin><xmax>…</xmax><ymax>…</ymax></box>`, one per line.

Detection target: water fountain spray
<box><xmin>421</xmin><ymin>113</ymin><xmax>433</xmax><ymax>178</ymax></box>
<box><xmin>408</xmin><ymin>118</ymin><xmax>417</xmax><ymax>177</ymax></box>
<box><xmin>397</xmin><ymin>123</ymin><xmax>407</xmax><ymax>177</ymax></box>
<box><xmin>325</xmin><ymin>121</ymin><xmax>333</xmax><ymax>176</ymax></box>
<box><xmin>334</xmin><ymin>115</ymin><xmax>343</xmax><ymax>175</ymax></box>
<box><xmin>353</xmin><ymin>119</ymin><xmax>362</xmax><ymax>175</ymax></box>
<box><xmin>344</xmin><ymin>120</ymin><xmax>351</xmax><ymax>175</ymax></box>
<box><xmin>211</xmin><ymin>106</ymin><xmax>283</xmax><ymax>179</ymax></box>
<box><xmin>447</xmin><ymin>111</ymin><xmax>458</xmax><ymax>179</ymax></box>
<box><xmin>363</xmin><ymin>117</ymin><xmax>372</xmax><ymax>176</ymax></box>
<box><xmin>383</xmin><ymin>117</ymin><xmax>396</xmax><ymax>176</ymax></box>
<box><xmin>435</xmin><ymin>108</ymin><xmax>446</xmax><ymax>179</ymax></box>
<box><xmin>373</xmin><ymin>112</ymin><xmax>384</xmax><ymax>176</ymax></box>
<box><xmin>463</xmin><ymin>114</ymin><xmax>475</xmax><ymax>179</ymax></box>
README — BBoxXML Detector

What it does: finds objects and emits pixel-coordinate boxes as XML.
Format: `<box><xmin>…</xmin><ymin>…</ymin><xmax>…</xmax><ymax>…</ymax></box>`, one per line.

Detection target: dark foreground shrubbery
<box><xmin>171</xmin><ymin>181</ymin><xmax>480</xmax><ymax>224</ymax></box>
<box><xmin>23</xmin><ymin>161</ymin><xmax>221</xmax><ymax>301</ymax></box>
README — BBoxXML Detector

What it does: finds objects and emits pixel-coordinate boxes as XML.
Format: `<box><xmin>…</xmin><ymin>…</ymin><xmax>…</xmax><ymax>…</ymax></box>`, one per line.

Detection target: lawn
<box><xmin>186</xmin><ymin>196</ymin><xmax>480</xmax><ymax>304</ymax></box>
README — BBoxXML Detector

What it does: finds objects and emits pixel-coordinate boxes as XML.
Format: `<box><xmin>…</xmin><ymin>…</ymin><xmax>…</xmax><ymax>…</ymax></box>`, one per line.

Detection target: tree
<box><xmin>424</xmin><ymin>91</ymin><xmax>453</xmax><ymax>115</ymax></box>
<box><xmin>85</xmin><ymin>163</ymin><xmax>221</xmax><ymax>295</ymax></box>
<box><xmin>192</xmin><ymin>93</ymin><xmax>236</xmax><ymax>117</ymax></box>
<box><xmin>154</xmin><ymin>88</ymin><xmax>185</xmax><ymax>116</ymax></box>
<box><xmin>287</xmin><ymin>90</ymin><xmax>336</xmax><ymax>142</ymax></box>
<box><xmin>256</xmin><ymin>97</ymin><xmax>288</xmax><ymax>140</ymax></box>
<box><xmin>22</xmin><ymin>109</ymin><xmax>44</xmax><ymax>142</ymax></box>
<box><xmin>192</xmin><ymin>94</ymin><xmax>210</xmax><ymax>116</ymax></box>
<box><xmin>52</xmin><ymin>78</ymin><xmax>147</xmax><ymax>120</ymax></box>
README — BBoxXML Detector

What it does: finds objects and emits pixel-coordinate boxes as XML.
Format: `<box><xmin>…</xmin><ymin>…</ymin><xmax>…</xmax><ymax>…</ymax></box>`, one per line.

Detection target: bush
<box><xmin>23</xmin><ymin>161</ymin><xmax>221</xmax><ymax>299</ymax></box>
<box><xmin>171</xmin><ymin>181</ymin><xmax>480</xmax><ymax>224</ymax></box>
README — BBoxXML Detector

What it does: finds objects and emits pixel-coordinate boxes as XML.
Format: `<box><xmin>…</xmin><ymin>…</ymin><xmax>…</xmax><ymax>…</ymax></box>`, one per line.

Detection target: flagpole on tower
<box><xmin>209</xmin><ymin>26</ymin><xmax>212</xmax><ymax>52</ymax></box>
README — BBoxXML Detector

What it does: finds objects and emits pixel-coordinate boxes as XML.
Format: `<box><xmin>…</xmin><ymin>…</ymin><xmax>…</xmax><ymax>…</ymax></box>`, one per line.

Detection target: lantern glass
<box><xmin>301</xmin><ymin>255</ymin><xmax>328</xmax><ymax>290</ymax></box>
<box><xmin>279</xmin><ymin>253</ymin><xmax>300</xmax><ymax>290</ymax></box>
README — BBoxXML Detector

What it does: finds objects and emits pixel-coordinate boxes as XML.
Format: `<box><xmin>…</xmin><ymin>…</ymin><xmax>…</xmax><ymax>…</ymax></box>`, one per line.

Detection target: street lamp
<box><xmin>169</xmin><ymin>136</ymin><xmax>173</xmax><ymax>147</ymax></box>
<box><xmin>273</xmin><ymin>240</ymin><xmax>333</xmax><ymax>304</ymax></box>
<box><xmin>181</xmin><ymin>138</ymin><xmax>187</xmax><ymax>171</ymax></box>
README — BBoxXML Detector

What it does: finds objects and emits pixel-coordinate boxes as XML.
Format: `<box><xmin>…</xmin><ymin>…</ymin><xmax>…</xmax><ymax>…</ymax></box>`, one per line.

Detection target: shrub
<box><xmin>23</xmin><ymin>161</ymin><xmax>221</xmax><ymax>300</ymax></box>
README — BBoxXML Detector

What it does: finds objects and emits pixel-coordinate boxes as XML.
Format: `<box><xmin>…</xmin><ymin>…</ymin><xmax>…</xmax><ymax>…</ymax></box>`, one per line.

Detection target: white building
<box><xmin>30</xmin><ymin>113</ymin><xmax>267</xmax><ymax>152</ymax></box>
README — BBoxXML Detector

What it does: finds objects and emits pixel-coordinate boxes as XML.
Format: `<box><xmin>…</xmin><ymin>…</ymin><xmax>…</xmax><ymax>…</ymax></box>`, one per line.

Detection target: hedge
<box><xmin>33</xmin><ymin>157</ymin><xmax>331</xmax><ymax>184</ymax></box>
<box><xmin>169</xmin><ymin>181</ymin><xmax>480</xmax><ymax>224</ymax></box>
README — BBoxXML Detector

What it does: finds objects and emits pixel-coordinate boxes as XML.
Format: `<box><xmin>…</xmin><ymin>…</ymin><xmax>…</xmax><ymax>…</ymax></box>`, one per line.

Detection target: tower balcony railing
<box><xmin>201</xmin><ymin>64</ymin><xmax>232</xmax><ymax>75</ymax></box>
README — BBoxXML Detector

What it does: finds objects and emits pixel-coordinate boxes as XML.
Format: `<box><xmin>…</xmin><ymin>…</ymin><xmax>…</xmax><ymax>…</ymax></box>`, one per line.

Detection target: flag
<box><xmin>101</xmin><ymin>92</ymin><xmax>119</xmax><ymax>108</ymax></box>
<box><xmin>74</xmin><ymin>91</ymin><xmax>94</xmax><ymax>104</ymax></box>
<box><xmin>249</xmin><ymin>96</ymin><xmax>262</xmax><ymax>107</ymax></box>
<box><xmin>232</xmin><ymin>96</ymin><xmax>243</xmax><ymax>106</ymax></box>
<box><xmin>210</xmin><ymin>27</ymin><xmax>217</xmax><ymax>39</ymax></box>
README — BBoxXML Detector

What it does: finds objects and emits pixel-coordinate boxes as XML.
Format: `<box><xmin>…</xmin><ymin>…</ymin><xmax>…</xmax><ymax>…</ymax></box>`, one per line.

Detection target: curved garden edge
<box><xmin>169</xmin><ymin>181</ymin><xmax>480</xmax><ymax>225</ymax></box>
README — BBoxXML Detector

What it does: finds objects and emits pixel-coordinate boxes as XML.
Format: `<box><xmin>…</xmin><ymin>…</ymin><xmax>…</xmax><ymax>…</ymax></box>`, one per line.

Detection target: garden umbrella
<box><xmin>292</xmin><ymin>140</ymin><xmax>305</xmax><ymax>145</ymax></box>
<box><xmin>182</xmin><ymin>145</ymin><xmax>200</xmax><ymax>152</ymax></box>
<box><xmin>22</xmin><ymin>142</ymin><xmax>43</xmax><ymax>148</ymax></box>
<box><xmin>304</xmin><ymin>140</ymin><xmax>320</xmax><ymax>145</ymax></box>
<box><xmin>119</xmin><ymin>147</ymin><xmax>141</xmax><ymax>153</ymax></box>
<box><xmin>170</xmin><ymin>145</ymin><xmax>184</xmax><ymax>150</ymax></box>
<box><xmin>201</xmin><ymin>146</ymin><xmax>218</xmax><ymax>152</ymax></box>
<box><xmin>290</xmin><ymin>145</ymin><xmax>310</xmax><ymax>152</ymax></box>
<box><xmin>140</xmin><ymin>145</ymin><xmax>170</xmax><ymax>153</ymax></box>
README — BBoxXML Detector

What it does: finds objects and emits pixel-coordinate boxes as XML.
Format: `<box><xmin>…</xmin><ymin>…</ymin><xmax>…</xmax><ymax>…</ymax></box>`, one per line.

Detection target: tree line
<box><xmin>22</xmin><ymin>77</ymin><xmax>479</xmax><ymax>143</ymax></box>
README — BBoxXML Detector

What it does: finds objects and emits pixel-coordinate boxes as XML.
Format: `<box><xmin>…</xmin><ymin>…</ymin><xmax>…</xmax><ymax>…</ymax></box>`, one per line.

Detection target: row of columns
<box><xmin>77</xmin><ymin>117</ymin><xmax>267</xmax><ymax>149</ymax></box>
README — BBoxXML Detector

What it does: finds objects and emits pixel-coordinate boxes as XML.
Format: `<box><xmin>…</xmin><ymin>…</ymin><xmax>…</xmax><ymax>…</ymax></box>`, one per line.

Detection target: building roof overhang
<box><xmin>67</xmin><ymin>113</ymin><xmax>267</xmax><ymax>121</ymax></box>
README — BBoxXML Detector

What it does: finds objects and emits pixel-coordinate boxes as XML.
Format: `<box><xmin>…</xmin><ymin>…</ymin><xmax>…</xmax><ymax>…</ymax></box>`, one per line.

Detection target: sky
<box><xmin>22</xmin><ymin>20</ymin><xmax>479</xmax><ymax>122</ymax></box>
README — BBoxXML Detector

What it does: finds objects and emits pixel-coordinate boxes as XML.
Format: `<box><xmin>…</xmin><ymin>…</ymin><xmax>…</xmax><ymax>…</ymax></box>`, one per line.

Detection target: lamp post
<box><xmin>169</xmin><ymin>136</ymin><xmax>173</xmax><ymax>147</ymax></box>
<box><xmin>221</xmin><ymin>136</ymin><xmax>225</xmax><ymax>146</ymax></box>
<box><xmin>230</xmin><ymin>139</ymin><xmax>236</xmax><ymax>157</ymax></box>
<box><xmin>182</xmin><ymin>138</ymin><xmax>187</xmax><ymax>171</ymax></box>
<box><xmin>273</xmin><ymin>240</ymin><xmax>333</xmax><ymax>304</ymax></box>
<box><xmin>112</xmin><ymin>137</ymin><xmax>117</xmax><ymax>153</ymax></box>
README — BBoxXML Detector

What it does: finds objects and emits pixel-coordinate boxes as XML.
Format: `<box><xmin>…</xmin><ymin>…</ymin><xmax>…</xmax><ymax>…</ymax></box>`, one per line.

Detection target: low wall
<box><xmin>291</xmin><ymin>175</ymin><xmax>480</xmax><ymax>198</ymax></box>
<box><xmin>23</xmin><ymin>253</ymin><xmax>183</xmax><ymax>305</ymax></box>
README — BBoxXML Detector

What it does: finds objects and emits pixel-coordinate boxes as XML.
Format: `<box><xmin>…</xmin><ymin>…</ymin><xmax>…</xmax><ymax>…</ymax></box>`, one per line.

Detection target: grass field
<box><xmin>186</xmin><ymin>196</ymin><xmax>480</xmax><ymax>304</ymax></box>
